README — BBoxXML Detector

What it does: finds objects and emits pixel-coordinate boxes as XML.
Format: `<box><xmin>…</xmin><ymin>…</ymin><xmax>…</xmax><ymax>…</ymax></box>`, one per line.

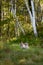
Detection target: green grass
<box><xmin>0</xmin><ymin>43</ymin><xmax>43</xmax><ymax>65</ymax></box>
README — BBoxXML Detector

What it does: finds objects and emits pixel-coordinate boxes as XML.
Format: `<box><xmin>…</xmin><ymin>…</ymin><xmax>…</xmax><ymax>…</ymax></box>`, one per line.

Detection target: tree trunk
<box><xmin>24</xmin><ymin>0</ymin><xmax>37</xmax><ymax>37</ymax></box>
<box><xmin>0</xmin><ymin>1</ymin><xmax>2</xmax><ymax>37</ymax></box>
<box><xmin>31</xmin><ymin>0</ymin><xmax>37</xmax><ymax>36</ymax></box>
<box><xmin>10</xmin><ymin>0</ymin><xmax>25</xmax><ymax>37</ymax></box>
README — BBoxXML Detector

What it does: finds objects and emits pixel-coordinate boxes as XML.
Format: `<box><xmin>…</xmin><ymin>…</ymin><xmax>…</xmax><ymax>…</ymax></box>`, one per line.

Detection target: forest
<box><xmin>0</xmin><ymin>0</ymin><xmax>43</xmax><ymax>65</ymax></box>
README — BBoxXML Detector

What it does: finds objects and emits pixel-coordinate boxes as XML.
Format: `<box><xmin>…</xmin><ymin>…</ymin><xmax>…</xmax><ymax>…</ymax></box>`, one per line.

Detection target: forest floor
<box><xmin>0</xmin><ymin>43</ymin><xmax>43</xmax><ymax>65</ymax></box>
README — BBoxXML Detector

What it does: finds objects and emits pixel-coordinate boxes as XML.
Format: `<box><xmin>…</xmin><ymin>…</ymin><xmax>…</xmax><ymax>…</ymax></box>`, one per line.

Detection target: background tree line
<box><xmin>0</xmin><ymin>0</ymin><xmax>43</xmax><ymax>43</ymax></box>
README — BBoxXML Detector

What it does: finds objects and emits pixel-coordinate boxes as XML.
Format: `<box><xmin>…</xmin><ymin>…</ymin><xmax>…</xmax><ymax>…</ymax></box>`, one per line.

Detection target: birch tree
<box><xmin>10</xmin><ymin>0</ymin><xmax>25</xmax><ymax>37</ymax></box>
<box><xmin>24</xmin><ymin>0</ymin><xmax>38</xmax><ymax>37</ymax></box>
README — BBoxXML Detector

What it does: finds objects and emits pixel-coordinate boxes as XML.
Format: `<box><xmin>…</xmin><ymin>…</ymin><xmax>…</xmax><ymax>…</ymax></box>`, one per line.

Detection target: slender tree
<box><xmin>24</xmin><ymin>0</ymin><xmax>38</xmax><ymax>37</ymax></box>
<box><xmin>10</xmin><ymin>0</ymin><xmax>25</xmax><ymax>37</ymax></box>
<box><xmin>0</xmin><ymin>1</ymin><xmax>2</xmax><ymax>37</ymax></box>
